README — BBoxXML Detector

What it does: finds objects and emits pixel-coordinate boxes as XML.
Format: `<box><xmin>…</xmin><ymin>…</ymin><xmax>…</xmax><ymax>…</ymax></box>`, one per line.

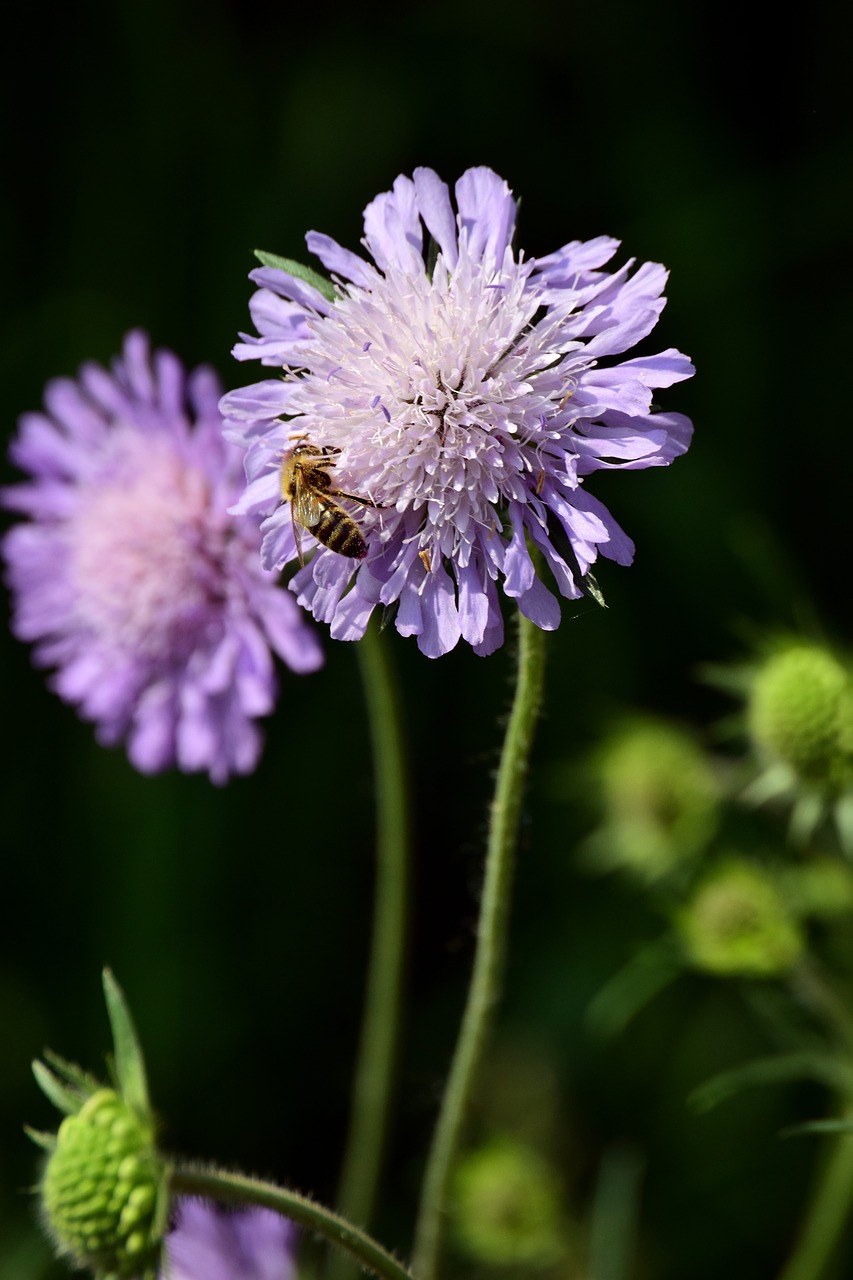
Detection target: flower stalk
<box><xmin>777</xmin><ymin>1114</ymin><xmax>853</xmax><ymax>1280</ymax></box>
<box><xmin>327</xmin><ymin>623</ymin><xmax>410</xmax><ymax>1280</ymax></box>
<box><xmin>170</xmin><ymin>1165</ymin><xmax>413</xmax><ymax>1280</ymax></box>
<box><xmin>412</xmin><ymin>608</ymin><xmax>547</xmax><ymax>1279</ymax></box>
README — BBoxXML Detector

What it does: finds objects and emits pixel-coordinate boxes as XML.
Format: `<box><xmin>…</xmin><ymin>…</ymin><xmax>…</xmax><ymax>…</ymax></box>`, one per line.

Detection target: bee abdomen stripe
<box><xmin>315</xmin><ymin>510</ymin><xmax>367</xmax><ymax>558</ymax></box>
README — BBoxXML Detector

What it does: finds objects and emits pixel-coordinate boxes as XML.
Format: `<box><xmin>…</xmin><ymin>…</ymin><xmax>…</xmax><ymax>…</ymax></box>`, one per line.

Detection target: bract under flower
<box><xmin>3</xmin><ymin>331</ymin><xmax>323</xmax><ymax>781</ymax></box>
<box><xmin>222</xmin><ymin>167</ymin><xmax>694</xmax><ymax>657</ymax></box>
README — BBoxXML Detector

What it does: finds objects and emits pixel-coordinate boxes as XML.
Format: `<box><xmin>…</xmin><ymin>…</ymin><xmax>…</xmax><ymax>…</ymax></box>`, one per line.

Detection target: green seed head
<box><xmin>40</xmin><ymin>1089</ymin><xmax>165</xmax><ymax>1277</ymax></box>
<box><xmin>451</xmin><ymin>1137</ymin><xmax>566</xmax><ymax>1266</ymax></box>
<box><xmin>748</xmin><ymin>646</ymin><xmax>852</xmax><ymax>784</ymax></box>
<box><xmin>678</xmin><ymin>860</ymin><xmax>804</xmax><ymax>977</ymax></box>
<box><xmin>592</xmin><ymin>720</ymin><xmax>718</xmax><ymax>879</ymax></box>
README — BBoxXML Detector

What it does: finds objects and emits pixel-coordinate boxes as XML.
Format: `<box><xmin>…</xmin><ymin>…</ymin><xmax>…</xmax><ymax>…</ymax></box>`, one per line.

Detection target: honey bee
<box><xmin>280</xmin><ymin>441</ymin><xmax>380</xmax><ymax>566</ymax></box>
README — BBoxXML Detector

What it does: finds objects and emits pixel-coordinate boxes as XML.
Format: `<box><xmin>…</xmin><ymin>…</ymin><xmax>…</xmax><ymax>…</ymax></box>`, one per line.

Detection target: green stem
<box><xmin>327</xmin><ymin>625</ymin><xmax>410</xmax><ymax>1280</ymax></box>
<box><xmin>776</xmin><ymin>1110</ymin><xmax>853</xmax><ymax>1280</ymax></box>
<box><xmin>411</xmin><ymin>610</ymin><xmax>547</xmax><ymax>1280</ymax></box>
<box><xmin>170</xmin><ymin>1165</ymin><xmax>413</xmax><ymax>1280</ymax></box>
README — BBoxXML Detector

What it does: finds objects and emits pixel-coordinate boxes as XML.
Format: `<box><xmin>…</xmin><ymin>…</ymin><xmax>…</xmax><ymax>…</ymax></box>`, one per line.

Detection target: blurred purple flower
<box><xmin>159</xmin><ymin>1199</ymin><xmax>297</xmax><ymax>1280</ymax></box>
<box><xmin>3</xmin><ymin>332</ymin><xmax>323</xmax><ymax>781</ymax></box>
<box><xmin>222</xmin><ymin>167</ymin><xmax>694</xmax><ymax>657</ymax></box>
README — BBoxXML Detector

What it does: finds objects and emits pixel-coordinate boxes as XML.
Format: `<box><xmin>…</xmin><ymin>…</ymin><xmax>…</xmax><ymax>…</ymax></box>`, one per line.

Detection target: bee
<box><xmin>280</xmin><ymin>441</ymin><xmax>380</xmax><ymax>566</ymax></box>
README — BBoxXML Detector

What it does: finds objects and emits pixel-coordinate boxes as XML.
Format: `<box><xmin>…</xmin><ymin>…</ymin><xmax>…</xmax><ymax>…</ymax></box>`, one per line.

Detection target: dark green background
<box><xmin>2</xmin><ymin>1</ymin><xmax>851</xmax><ymax>1276</ymax></box>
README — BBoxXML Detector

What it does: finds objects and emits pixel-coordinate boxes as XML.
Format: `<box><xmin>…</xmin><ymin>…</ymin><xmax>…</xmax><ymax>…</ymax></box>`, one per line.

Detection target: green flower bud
<box><xmin>678</xmin><ymin>859</ymin><xmax>804</xmax><ymax>977</ymax></box>
<box><xmin>30</xmin><ymin>972</ymin><xmax>169</xmax><ymax>1280</ymax></box>
<box><xmin>451</xmin><ymin>1137</ymin><xmax>566</xmax><ymax>1267</ymax></box>
<box><xmin>588</xmin><ymin>720</ymin><xmax>718</xmax><ymax>880</ymax></box>
<box><xmin>748</xmin><ymin>646</ymin><xmax>853</xmax><ymax>785</ymax></box>
<box><xmin>40</xmin><ymin>1088</ymin><xmax>165</xmax><ymax>1277</ymax></box>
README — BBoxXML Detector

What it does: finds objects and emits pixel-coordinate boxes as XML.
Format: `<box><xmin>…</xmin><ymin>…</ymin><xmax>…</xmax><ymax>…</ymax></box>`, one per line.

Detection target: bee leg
<box><xmin>328</xmin><ymin>488</ymin><xmax>385</xmax><ymax>510</ymax></box>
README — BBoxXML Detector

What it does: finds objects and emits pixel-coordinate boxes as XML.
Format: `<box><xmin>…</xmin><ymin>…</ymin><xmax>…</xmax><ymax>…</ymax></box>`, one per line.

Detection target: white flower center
<box><xmin>288</xmin><ymin>251</ymin><xmax>566</xmax><ymax>557</ymax></box>
<box><xmin>68</xmin><ymin>430</ymin><xmax>225</xmax><ymax>659</ymax></box>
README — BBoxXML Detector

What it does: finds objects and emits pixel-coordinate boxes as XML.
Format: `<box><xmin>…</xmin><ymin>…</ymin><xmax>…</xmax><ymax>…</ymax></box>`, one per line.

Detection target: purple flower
<box><xmin>159</xmin><ymin>1199</ymin><xmax>298</xmax><ymax>1280</ymax></box>
<box><xmin>3</xmin><ymin>332</ymin><xmax>323</xmax><ymax>781</ymax></box>
<box><xmin>222</xmin><ymin>167</ymin><xmax>694</xmax><ymax>657</ymax></box>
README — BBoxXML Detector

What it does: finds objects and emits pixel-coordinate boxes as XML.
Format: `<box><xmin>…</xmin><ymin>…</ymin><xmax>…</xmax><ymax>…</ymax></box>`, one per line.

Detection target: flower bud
<box><xmin>30</xmin><ymin>972</ymin><xmax>168</xmax><ymax>1280</ymax></box>
<box><xmin>451</xmin><ymin>1137</ymin><xmax>566</xmax><ymax>1266</ymax></box>
<box><xmin>586</xmin><ymin>719</ymin><xmax>718</xmax><ymax>880</ymax></box>
<box><xmin>40</xmin><ymin>1088</ymin><xmax>166</xmax><ymax>1278</ymax></box>
<box><xmin>677</xmin><ymin>859</ymin><xmax>804</xmax><ymax>977</ymax></box>
<box><xmin>748</xmin><ymin>646</ymin><xmax>853</xmax><ymax>786</ymax></box>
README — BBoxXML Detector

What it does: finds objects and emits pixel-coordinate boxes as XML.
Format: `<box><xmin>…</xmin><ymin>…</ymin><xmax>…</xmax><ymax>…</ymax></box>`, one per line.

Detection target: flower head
<box><xmin>159</xmin><ymin>1199</ymin><xmax>298</xmax><ymax>1280</ymax></box>
<box><xmin>222</xmin><ymin>167</ymin><xmax>694</xmax><ymax>656</ymax></box>
<box><xmin>3</xmin><ymin>331</ymin><xmax>323</xmax><ymax>781</ymax></box>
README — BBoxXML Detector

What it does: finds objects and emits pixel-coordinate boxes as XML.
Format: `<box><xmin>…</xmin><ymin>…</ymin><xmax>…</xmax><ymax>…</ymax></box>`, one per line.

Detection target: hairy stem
<box><xmin>170</xmin><ymin>1165</ymin><xmax>412</xmax><ymax>1280</ymax></box>
<box><xmin>411</xmin><ymin>611</ymin><xmax>547</xmax><ymax>1280</ymax></box>
<box><xmin>327</xmin><ymin>625</ymin><xmax>410</xmax><ymax>1280</ymax></box>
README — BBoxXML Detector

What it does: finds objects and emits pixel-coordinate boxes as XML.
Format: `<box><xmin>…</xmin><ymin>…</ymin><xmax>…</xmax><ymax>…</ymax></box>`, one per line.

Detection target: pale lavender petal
<box><xmin>457</xmin><ymin>558</ymin><xmax>490</xmax><ymax>646</ymax></box>
<box><xmin>249</xmin><ymin>266</ymin><xmax>333</xmax><ymax>315</ymax></box>
<box><xmin>220</xmin><ymin>380</ymin><xmax>297</xmax><ymax>422</ymax></box>
<box><xmin>413</xmin><ymin>167</ymin><xmax>459</xmax><ymax>268</ymax></box>
<box><xmin>3</xmin><ymin>332</ymin><xmax>323</xmax><ymax>781</ymax></box>
<box><xmin>222</xmin><ymin>167</ymin><xmax>693</xmax><ymax>655</ymax></box>
<box><xmin>418</xmin><ymin>563</ymin><xmax>461</xmax><ymax>657</ymax></box>
<box><xmin>516</xmin><ymin>572</ymin><xmax>561</xmax><ymax>630</ymax></box>
<box><xmin>614</xmin><ymin>348</ymin><xmax>696</xmax><ymax>388</ymax></box>
<box><xmin>455</xmin><ymin>167</ymin><xmax>516</xmax><ymax>266</ymax></box>
<box><xmin>248</xmin><ymin>287</ymin><xmax>314</xmax><ymax>340</ymax></box>
<box><xmin>306</xmin><ymin>231</ymin><xmax>375</xmax><ymax>288</ymax></box>
<box><xmin>363</xmin><ymin>175</ymin><xmax>423</xmax><ymax>275</ymax></box>
<box><xmin>532</xmin><ymin>235</ymin><xmax>622</xmax><ymax>280</ymax></box>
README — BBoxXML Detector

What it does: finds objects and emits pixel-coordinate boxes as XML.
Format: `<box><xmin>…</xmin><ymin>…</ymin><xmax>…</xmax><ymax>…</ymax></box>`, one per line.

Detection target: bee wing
<box><xmin>293</xmin><ymin>488</ymin><xmax>327</xmax><ymax>530</ymax></box>
<box><xmin>290</xmin><ymin>504</ymin><xmax>305</xmax><ymax>567</ymax></box>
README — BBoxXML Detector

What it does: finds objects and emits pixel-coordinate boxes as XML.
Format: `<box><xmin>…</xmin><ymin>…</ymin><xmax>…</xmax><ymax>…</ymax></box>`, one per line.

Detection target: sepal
<box><xmin>103</xmin><ymin>968</ymin><xmax>150</xmax><ymax>1120</ymax></box>
<box><xmin>24</xmin><ymin>1126</ymin><xmax>57</xmax><ymax>1152</ymax></box>
<box><xmin>32</xmin><ymin>1058</ymin><xmax>90</xmax><ymax>1116</ymax></box>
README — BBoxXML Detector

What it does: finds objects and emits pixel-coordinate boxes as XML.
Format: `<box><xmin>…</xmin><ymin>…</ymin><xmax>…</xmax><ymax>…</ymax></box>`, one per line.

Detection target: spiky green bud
<box><xmin>41</xmin><ymin>1088</ymin><xmax>165</xmax><ymax>1278</ymax></box>
<box><xmin>451</xmin><ymin>1137</ymin><xmax>566</xmax><ymax>1267</ymax></box>
<box><xmin>748</xmin><ymin>645</ymin><xmax>853</xmax><ymax>785</ymax></box>
<box><xmin>30</xmin><ymin>972</ymin><xmax>169</xmax><ymax>1280</ymax></box>
<box><xmin>587</xmin><ymin>719</ymin><xmax>718</xmax><ymax>880</ymax></box>
<box><xmin>678</xmin><ymin>859</ymin><xmax>804</xmax><ymax>977</ymax></box>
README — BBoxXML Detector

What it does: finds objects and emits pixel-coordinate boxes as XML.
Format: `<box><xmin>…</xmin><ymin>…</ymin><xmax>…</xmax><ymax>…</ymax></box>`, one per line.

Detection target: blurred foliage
<box><xmin>2</xmin><ymin>1</ymin><xmax>852</xmax><ymax>1278</ymax></box>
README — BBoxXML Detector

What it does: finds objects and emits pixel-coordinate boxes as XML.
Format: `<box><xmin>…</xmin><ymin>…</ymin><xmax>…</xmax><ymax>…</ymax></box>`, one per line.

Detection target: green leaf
<box><xmin>102</xmin><ymin>969</ymin><xmax>150</xmax><ymax>1119</ymax></box>
<box><xmin>32</xmin><ymin>1060</ymin><xmax>83</xmax><ymax>1116</ymax></box>
<box><xmin>781</xmin><ymin>1118</ymin><xmax>853</xmax><ymax>1139</ymax></box>
<box><xmin>253</xmin><ymin>250</ymin><xmax>337</xmax><ymax>303</ymax></box>
<box><xmin>689</xmin><ymin>1051</ymin><xmax>853</xmax><ymax>1115</ymax></box>
<box><xmin>585</xmin><ymin>939</ymin><xmax>680</xmax><ymax>1041</ymax></box>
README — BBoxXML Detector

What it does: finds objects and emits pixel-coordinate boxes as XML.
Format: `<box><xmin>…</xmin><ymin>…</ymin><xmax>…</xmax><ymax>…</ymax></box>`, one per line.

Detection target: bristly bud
<box><xmin>40</xmin><ymin>1089</ymin><xmax>165</xmax><ymax>1278</ymax></box>
<box><xmin>748</xmin><ymin>645</ymin><xmax>853</xmax><ymax>786</ymax></box>
<box><xmin>450</xmin><ymin>1137</ymin><xmax>567</xmax><ymax>1267</ymax></box>
<box><xmin>677</xmin><ymin>859</ymin><xmax>804</xmax><ymax>977</ymax></box>
<box><xmin>582</xmin><ymin>718</ymin><xmax>719</xmax><ymax>881</ymax></box>
<box><xmin>30</xmin><ymin>971</ymin><xmax>169</xmax><ymax>1280</ymax></box>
